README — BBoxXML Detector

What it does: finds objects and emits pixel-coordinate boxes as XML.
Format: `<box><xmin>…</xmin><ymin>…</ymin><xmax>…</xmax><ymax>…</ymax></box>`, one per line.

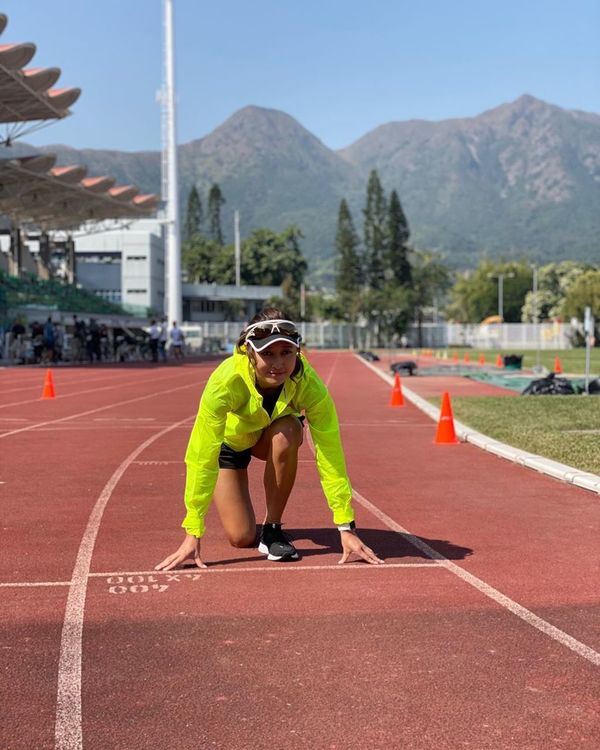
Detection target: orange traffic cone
<box><xmin>554</xmin><ymin>356</ymin><xmax>562</xmax><ymax>374</ymax></box>
<box><xmin>389</xmin><ymin>373</ymin><xmax>404</xmax><ymax>407</ymax></box>
<box><xmin>495</xmin><ymin>353</ymin><xmax>503</xmax><ymax>368</ymax></box>
<box><xmin>434</xmin><ymin>392</ymin><xmax>459</xmax><ymax>444</ymax></box>
<box><xmin>478</xmin><ymin>353</ymin><xmax>485</xmax><ymax>366</ymax></box>
<box><xmin>463</xmin><ymin>352</ymin><xmax>470</xmax><ymax>364</ymax></box>
<box><xmin>41</xmin><ymin>369</ymin><xmax>55</xmax><ymax>399</ymax></box>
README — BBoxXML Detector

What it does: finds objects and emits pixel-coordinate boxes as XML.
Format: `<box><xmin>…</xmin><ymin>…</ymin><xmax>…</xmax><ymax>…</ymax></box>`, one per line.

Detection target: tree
<box><xmin>335</xmin><ymin>199</ymin><xmax>362</xmax><ymax>324</ymax></box>
<box><xmin>412</xmin><ymin>251</ymin><xmax>452</xmax><ymax>346</ymax></box>
<box><xmin>446</xmin><ymin>260</ymin><xmax>532</xmax><ymax>324</ymax></box>
<box><xmin>184</xmin><ymin>185</ymin><xmax>203</xmax><ymax>241</ymax></box>
<box><xmin>182</xmin><ymin>236</ymin><xmax>221</xmax><ymax>283</ymax></box>
<box><xmin>361</xmin><ymin>284</ymin><xmax>413</xmax><ymax>346</ymax></box>
<box><xmin>386</xmin><ymin>189</ymin><xmax>411</xmax><ymax>286</ymax></box>
<box><xmin>561</xmin><ymin>270</ymin><xmax>600</xmax><ymax>341</ymax></box>
<box><xmin>363</xmin><ymin>170</ymin><xmax>387</xmax><ymax>291</ymax></box>
<box><xmin>521</xmin><ymin>261</ymin><xmax>594</xmax><ymax>322</ymax></box>
<box><xmin>207</xmin><ymin>183</ymin><xmax>226</xmax><ymax>245</ymax></box>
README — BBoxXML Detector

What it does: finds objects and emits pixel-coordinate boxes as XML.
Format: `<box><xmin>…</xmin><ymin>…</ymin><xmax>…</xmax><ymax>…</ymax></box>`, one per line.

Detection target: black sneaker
<box><xmin>258</xmin><ymin>523</ymin><xmax>299</xmax><ymax>561</ymax></box>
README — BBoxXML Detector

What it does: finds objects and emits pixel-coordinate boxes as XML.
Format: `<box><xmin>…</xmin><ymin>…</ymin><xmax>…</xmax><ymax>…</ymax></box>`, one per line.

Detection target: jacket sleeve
<box><xmin>181</xmin><ymin>374</ymin><xmax>232</xmax><ymax>537</ymax></box>
<box><xmin>303</xmin><ymin>377</ymin><xmax>355</xmax><ymax>526</ymax></box>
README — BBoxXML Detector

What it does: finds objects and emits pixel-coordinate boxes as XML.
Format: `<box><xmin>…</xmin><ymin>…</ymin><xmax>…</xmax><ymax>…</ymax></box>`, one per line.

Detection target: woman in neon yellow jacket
<box><xmin>156</xmin><ymin>308</ymin><xmax>383</xmax><ymax>569</ymax></box>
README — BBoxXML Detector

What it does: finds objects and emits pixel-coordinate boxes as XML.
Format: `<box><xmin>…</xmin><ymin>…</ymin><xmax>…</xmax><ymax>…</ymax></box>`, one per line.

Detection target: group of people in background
<box><xmin>147</xmin><ymin>319</ymin><xmax>186</xmax><ymax>363</ymax></box>
<box><xmin>2</xmin><ymin>316</ymin><xmax>186</xmax><ymax>365</ymax></box>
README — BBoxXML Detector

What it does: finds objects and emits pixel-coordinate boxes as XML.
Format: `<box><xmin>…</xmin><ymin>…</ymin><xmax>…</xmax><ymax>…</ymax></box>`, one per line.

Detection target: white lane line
<box><xmin>315</xmin><ymin>354</ymin><xmax>600</xmax><ymax>668</ymax></box>
<box><xmin>132</xmin><ymin>460</ymin><xmax>182</xmax><ymax>465</ymax></box>
<box><xmin>323</xmin><ymin>351</ymin><xmax>340</xmax><ymax>387</ymax></box>
<box><xmin>0</xmin><ymin>369</ymin><xmax>195</xmax><ymax>410</ymax></box>
<box><xmin>351</xmin><ymin>489</ymin><xmax>600</xmax><ymax>667</ymax></box>
<box><xmin>0</xmin><ymin>372</ymin><xmax>133</xmax><ymax>396</ymax></box>
<box><xmin>54</xmin><ymin>410</ymin><xmax>199</xmax><ymax>750</ymax></box>
<box><xmin>0</xmin><ymin>580</ymin><xmax>70</xmax><ymax>588</ymax></box>
<box><xmin>0</xmin><ymin>381</ymin><xmax>199</xmax><ymax>440</ymax></box>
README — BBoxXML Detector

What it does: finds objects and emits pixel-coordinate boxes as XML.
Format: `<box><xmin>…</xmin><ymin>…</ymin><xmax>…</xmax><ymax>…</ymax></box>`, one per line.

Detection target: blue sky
<box><xmin>4</xmin><ymin>0</ymin><xmax>599</xmax><ymax>152</ymax></box>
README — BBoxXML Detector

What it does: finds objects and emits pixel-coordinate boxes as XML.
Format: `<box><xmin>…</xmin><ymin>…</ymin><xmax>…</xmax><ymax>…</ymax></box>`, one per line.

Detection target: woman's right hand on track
<box><xmin>155</xmin><ymin>533</ymin><xmax>207</xmax><ymax>571</ymax></box>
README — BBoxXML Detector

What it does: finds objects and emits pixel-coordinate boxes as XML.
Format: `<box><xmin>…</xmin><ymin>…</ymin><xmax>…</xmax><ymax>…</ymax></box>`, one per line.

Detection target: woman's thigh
<box><xmin>212</xmin><ymin>468</ymin><xmax>257</xmax><ymax>546</ymax></box>
<box><xmin>251</xmin><ymin>416</ymin><xmax>304</xmax><ymax>461</ymax></box>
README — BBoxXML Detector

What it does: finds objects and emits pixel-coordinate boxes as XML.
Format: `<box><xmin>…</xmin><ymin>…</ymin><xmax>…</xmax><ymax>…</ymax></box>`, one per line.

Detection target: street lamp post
<box><xmin>487</xmin><ymin>272</ymin><xmax>515</xmax><ymax>321</ymax></box>
<box><xmin>531</xmin><ymin>264</ymin><xmax>541</xmax><ymax>371</ymax></box>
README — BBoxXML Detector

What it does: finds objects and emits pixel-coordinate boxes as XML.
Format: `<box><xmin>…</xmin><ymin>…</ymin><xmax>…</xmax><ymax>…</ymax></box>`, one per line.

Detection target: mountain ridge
<box><xmin>7</xmin><ymin>95</ymin><xmax>599</xmax><ymax>275</ymax></box>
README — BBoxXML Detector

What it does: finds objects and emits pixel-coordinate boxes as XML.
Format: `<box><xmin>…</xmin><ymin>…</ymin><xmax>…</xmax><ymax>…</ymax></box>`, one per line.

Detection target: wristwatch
<box><xmin>337</xmin><ymin>521</ymin><xmax>356</xmax><ymax>533</ymax></box>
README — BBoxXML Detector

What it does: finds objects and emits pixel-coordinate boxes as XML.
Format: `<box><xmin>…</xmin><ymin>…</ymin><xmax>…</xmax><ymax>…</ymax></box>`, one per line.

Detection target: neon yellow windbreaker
<box><xmin>182</xmin><ymin>350</ymin><xmax>354</xmax><ymax>537</ymax></box>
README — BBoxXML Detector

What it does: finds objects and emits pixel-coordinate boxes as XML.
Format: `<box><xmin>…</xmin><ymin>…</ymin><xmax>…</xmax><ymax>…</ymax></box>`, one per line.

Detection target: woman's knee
<box><xmin>227</xmin><ymin>529</ymin><xmax>256</xmax><ymax>548</ymax></box>
<box><xmin>271</xmin><ymin>418</ymin><xmax>303</xmax><ymax>454</ymax></box>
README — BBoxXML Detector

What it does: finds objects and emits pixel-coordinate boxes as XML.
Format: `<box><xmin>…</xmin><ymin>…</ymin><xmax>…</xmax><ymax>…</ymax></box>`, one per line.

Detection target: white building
<box><xmin>73</xmin><ymin>218</ymin><xmax>165</xmax><ymax>315</ymax></box>
<box><xmin>70</xmin><ymin>220</ymin><xmax>281</xmax><ymax>322</ymax></box>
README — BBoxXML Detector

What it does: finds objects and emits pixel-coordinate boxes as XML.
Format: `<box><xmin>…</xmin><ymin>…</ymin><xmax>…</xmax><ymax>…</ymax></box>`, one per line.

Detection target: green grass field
<box><xmin>438</xmin><ymin>395</ymin><xmax>600</xmax><ymax>476</ymax></box>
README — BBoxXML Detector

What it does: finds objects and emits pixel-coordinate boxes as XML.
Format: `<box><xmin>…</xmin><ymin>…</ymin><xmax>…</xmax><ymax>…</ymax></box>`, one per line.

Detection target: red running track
<box><xmin>0</xmin><ymin>354</ymin><xmax>598</xmax><ymax>750</ymax></box>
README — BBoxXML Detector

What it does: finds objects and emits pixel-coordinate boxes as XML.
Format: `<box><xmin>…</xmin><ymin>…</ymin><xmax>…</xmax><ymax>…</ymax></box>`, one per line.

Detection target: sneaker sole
<box><xmin>258</xmin><ymin>541</ymin><xmax>299</xmax><ymax>561</ymax></box>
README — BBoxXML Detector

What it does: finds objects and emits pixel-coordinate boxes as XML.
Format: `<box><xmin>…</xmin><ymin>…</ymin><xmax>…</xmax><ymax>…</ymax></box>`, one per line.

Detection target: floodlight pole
<box><xmin>164</xmin><ymin>0</ymin><xmax>182</xmax><ymax>324</ymax></box>
<box><xmin>234</xmin><ymin>210</ymin><xmax>241</xmax><ymax>287</ymax></box>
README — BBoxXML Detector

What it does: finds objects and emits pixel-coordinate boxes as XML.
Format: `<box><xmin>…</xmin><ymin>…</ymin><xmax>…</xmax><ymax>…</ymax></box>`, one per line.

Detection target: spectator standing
<box><xmin>10</xmin><ymin>320</ymin><xmax>26</xmax><ymax>362</ymax></box>
<box><xmin>42</xmin><ymin>317</ymin><xmax>55</xmax><ymax>363</ymax></box>
<box><xmin>158</xmin><ymin>318</ymin><xmax>168</xmax><ymax>362</ymax></box>
<box><xmin>72</xmin><ymin>315</ymin><xmax>86</xmax><ymax>363</ymax></box>
<box><xmin>87</xmin><ymin>318</ymin><xmax>101</xmax><ymax>363</ymax></box>
<box><xmin>99</xmin><ymin>324</ymin><xmax>110</xmax><ymax>361</ymax></box>
<box><xmin>53</xmin><ymin>322</ymin><xmax>64</xmax><ymax>362</ymax></box>
<box><xmin>148</xmin><ymin>320</ymin><xmax>160</xmax><ymax>362</ymax></box>
<box><xmin>169</xmin><ymin>321</ymin><xmax>185</xmax><ymax>361</ymax></box>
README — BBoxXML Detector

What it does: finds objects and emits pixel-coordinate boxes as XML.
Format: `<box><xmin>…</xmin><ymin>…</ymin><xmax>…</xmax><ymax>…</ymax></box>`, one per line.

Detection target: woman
<box><xmin>156</xmin><ymin>308</ymin><xmax>382</xmax><ymax>570</ymax></box>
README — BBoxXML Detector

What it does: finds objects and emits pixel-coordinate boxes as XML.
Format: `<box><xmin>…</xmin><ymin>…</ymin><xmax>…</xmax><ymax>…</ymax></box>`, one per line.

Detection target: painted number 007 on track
<box><xmin>105</xmin><ymin>572</ymin><xmax>203</xmax><ymax>594</ymax></box>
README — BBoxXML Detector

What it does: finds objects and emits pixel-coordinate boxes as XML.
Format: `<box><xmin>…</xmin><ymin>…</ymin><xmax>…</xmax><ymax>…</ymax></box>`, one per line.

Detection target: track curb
<box><xmin>356</xmin><ymin>354</ymin><xmax>600</xmax><ymax>496</ymax></box>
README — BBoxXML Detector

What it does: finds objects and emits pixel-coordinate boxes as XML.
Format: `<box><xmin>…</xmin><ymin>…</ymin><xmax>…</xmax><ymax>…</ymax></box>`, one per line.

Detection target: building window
<box><xmin>126</xmin><ymin>255</ymin><xmax>147</xmax><ymax>261</ymax></box>
<box><xmin>126</xmin><ymin>289</ymin><xmax>147</xmax><ymax>294</ymax></box>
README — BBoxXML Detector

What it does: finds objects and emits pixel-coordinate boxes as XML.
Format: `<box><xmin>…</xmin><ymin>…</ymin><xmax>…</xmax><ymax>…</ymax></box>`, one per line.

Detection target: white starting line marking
<box><xmin>0</xmin><ymin>562</ymin><xmax>439</xmax><ymax>589</ymax></box>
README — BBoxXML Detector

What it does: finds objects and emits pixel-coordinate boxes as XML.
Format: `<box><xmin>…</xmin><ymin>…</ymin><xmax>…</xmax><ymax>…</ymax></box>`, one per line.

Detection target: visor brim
<box><xmin>246</xmin><ymin>334</ymin><xmax>301</xmax><ymax>353</ymax></box>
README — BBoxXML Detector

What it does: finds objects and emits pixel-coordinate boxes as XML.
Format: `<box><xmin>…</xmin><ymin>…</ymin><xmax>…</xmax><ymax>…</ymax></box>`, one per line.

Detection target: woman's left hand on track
<box><xmin>155</xmin><ymin>533</ymin><xmax>208</xmax><ymax>571</ymax></box>
<box><xmin>338</xmin><ymin>531</ymin><xmax>384</xmax><ymax>565</ymax></box>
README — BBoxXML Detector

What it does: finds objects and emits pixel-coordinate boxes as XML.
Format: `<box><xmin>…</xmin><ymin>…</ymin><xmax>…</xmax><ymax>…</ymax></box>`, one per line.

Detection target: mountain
<box><xmin>339</xmin><ymin>95</ymin><xmax>600</xmax><ymax>267</ymax></box>
<box><xmin>6</xmin><ymin>96</ymin><xmax>600</xmax><ymax>276</ymax></box>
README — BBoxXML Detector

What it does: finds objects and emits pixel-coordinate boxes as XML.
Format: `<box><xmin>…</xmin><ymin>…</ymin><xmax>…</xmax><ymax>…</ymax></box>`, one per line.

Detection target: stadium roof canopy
<box><xmin>0</xmin><ymin>12</ymin><xmax>81</xmax><ymax>143</ymax></box>
<box><xmin>0</xmin><ymin>155</ymin><xmax>159</xmax><ymax>230</ymax></box>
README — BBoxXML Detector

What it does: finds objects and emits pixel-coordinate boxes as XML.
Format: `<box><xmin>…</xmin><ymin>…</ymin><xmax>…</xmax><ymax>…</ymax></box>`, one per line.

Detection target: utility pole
<box><xmin>163</xmin><ymin>0</ymin><xmax>182</xmax><ymax>324</ymax></box>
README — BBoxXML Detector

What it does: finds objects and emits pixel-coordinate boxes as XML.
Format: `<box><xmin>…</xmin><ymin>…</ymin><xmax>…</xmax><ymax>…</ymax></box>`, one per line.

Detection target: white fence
<box><xmin>415</xmin><ymin>321</ymin><xmax>572</xmax><ymax>350</ymax></box>
<box><xmin>182</xmin><ymin>320</ymin><xmax>575</xmax><ymax>351</ymax></box>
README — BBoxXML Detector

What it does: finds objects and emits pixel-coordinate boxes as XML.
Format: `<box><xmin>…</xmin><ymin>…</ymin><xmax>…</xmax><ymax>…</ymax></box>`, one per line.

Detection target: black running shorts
<box><xmin>217</xmin><ymin>416</ymin><xmax>305</xmax><ymax>470</ymax></box>
<box><xmin>218</xmin><ymin>443</ymin><xmax>252</xmax><ymax>470</ymax></box>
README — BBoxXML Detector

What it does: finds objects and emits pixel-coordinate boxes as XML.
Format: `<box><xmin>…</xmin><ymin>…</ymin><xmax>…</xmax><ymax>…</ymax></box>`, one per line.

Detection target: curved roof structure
<box><xmin>0</xmin><ymin>13</ymin><xmax>158</xmax><ymax>231</ymax></box>
<box><xmin>0</xmin><ymin>14</ymin><xmax>81</xmax><ymax>142</ymax></box>
<box><xmin>0</xmin><ymin>155</ymin><xmax>159</xmax><ymax>229</ymax></box>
